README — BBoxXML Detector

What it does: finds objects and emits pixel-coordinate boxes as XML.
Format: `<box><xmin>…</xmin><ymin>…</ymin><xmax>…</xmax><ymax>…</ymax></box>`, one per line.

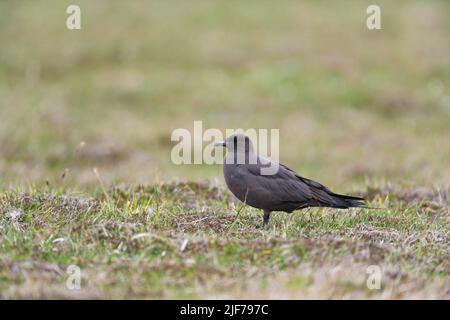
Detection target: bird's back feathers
<box><xmin>224</xmin><ymin>155</ymin><xmax>366</xmax><ymax>212</ymax></box>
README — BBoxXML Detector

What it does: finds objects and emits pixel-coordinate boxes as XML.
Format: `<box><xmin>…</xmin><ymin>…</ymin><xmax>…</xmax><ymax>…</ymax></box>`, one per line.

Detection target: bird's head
<box><xmin>215</xmin><ymin>133</ymin><xmax>255</xmax><ymax>154</ymax></box>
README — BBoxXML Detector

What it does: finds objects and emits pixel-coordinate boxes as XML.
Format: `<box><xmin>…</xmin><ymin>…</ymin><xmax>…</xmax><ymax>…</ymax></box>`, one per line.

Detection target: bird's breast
<box><xmin>223</xmin><ymin>163</ymin><xmax>268</xmax><ymax>209</ymax></box>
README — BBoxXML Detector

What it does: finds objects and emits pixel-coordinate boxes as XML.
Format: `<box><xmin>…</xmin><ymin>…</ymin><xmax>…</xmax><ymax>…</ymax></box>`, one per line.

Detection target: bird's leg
<box><xmin>263</xmin><ymin>210</ymin><xmax>271</xmax><ymax>226</ymax></box>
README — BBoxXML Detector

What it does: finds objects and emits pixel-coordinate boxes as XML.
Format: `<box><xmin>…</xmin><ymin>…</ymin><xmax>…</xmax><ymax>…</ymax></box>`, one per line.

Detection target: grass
<box><xmin>0</xmin><ymin>182</ymin><xmax>448</xmax><ymax>298</ymax></box>
<box><xmin>0</xmin><ymin>0</ymin><xmax>449</xmax><ymax>188</ymax></box>
<box><xmin>0</xmin><ymin>0</ymin><xmax>449</xmax><ymax>299</ymax></box>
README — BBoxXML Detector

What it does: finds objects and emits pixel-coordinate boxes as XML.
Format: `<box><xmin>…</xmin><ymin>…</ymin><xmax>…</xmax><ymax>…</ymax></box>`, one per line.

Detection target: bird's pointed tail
<box><xmin>331</xmin><ymin>193</ymin><xmax>367</xmax><ymax>208</ymax></box>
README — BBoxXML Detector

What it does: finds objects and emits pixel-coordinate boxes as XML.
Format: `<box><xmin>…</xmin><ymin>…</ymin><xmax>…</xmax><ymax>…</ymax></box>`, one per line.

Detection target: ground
<box><xmin>0</xmin><ymin>1</ymin><xmax>449</xmax><ymax>299</ymax></box>
<box><xmin>0</xmin><ymin>182</ymin><xmax>448</xmax><ymax>299</ymax></box>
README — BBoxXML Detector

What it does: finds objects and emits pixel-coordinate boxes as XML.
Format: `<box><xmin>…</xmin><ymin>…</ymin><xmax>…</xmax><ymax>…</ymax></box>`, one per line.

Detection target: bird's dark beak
<box><xmin>214</xmin><ymin>141</ymin><xmax>226</xmax><ymax>147</ymax></box>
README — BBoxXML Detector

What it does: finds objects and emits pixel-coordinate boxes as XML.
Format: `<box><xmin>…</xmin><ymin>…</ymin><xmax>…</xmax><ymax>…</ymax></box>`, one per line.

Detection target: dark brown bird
<box><xmin>215</xmin><ymin>133</ymin><xmax>366</xmax><ymax>226</ymax></box>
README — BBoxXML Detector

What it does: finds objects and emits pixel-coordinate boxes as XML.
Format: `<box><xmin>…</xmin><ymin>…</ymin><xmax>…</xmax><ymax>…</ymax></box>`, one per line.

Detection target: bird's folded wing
<box><xmin>245</xmin><ymin>161</ymin><xmax>314</xmax><ymax>204</ymax></box>
<box><xmin>245</xmin><ymin>161</ymin><xmax>344</xmax><ymax>207</ymax></box>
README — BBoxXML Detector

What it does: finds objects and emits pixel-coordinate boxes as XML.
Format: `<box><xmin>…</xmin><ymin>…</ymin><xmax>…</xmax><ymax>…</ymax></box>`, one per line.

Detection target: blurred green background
<box><xmin>0</xmin><ymin>0</ymin><xmax>449</xmax><ymax>190</ymax></box>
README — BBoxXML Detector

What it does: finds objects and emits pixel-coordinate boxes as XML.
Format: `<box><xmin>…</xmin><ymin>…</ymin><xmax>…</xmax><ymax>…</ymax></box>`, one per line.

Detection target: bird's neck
<box><xmin>225</xmin><ymin>151</ymin><xmax>258</xmax><ymax>165</ymax></box>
